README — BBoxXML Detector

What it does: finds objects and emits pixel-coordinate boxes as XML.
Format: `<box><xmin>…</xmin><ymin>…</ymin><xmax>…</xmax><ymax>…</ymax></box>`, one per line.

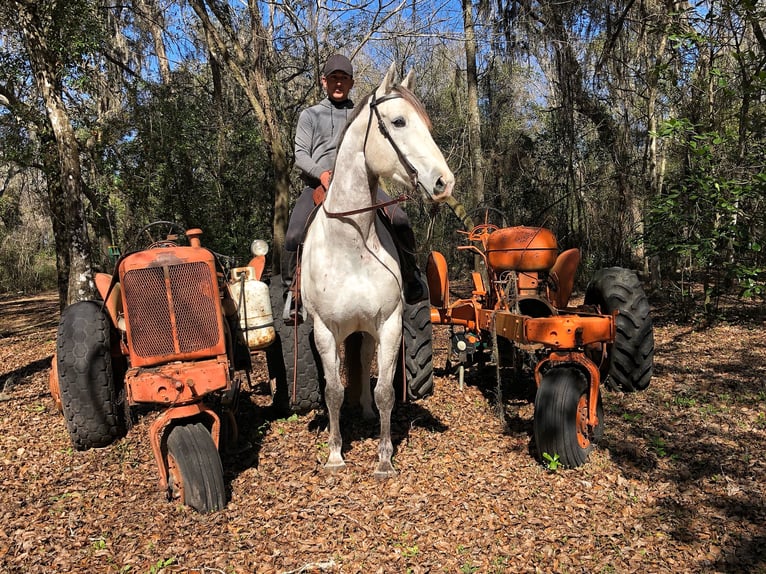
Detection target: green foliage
<box><xmin>542</xmin><ymin>452</ymin><xmax>561</xmax><ymax>471</ymax></box>
<box><xmin>649</xmin><ymin>436</ymin><xmax>667</xmax><ymax>458</ymax></box>
<box><xmin>646</xmin><ymin>118</ymin><xmax>766</xmax><ymax>312</ymax></box>
<box><xmin>105</xmin><ymin>69</ymin><xmax>275</xmax><ymax>262</ymax></box>
<box><xmin>0</xmin><ymin>204</ymin><xmax>57</xmax><ymax>294</ymax></box>
<box><xmin>147</xmin><ymin>558</ymin><xmax>175</xmax><ymax>574</ymax></box>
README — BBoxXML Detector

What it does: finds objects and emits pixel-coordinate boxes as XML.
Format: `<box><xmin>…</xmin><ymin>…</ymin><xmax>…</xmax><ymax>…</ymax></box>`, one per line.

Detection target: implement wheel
<box><xmin>533</xmin><ymin>367</ymin><xmax>603</xmax><ymax>468</ymax></box>
<box><xmin>166</xmin><ymin>422</ymin><xmax>226</xmax><ymax>513</ymax></box>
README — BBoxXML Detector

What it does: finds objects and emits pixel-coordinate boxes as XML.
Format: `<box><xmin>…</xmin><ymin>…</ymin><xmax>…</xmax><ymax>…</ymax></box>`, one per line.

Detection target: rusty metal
<box><xmin>120</xmin><ymin>251</ymin><xmax>226</xmax><ymax>368</ymax></box>
<box><xmin>48</xmin><ymin>359</ymin><xmax>62</xmax><ymax>413</ymax></box>
<box><xmin>149</xmin><ymin>402</ymin><xmax>222</xmax><ymax>491</ymax></box>
<box><xmin>428</xmin><ymin>222</ymin><xmax>617</xmax><ymax>466</ymax></box>
<box><xmin>125</xmin><ymin>357</ymin><xmax>230</xmax><ymax>405</ymax></box>
<box><xmin>534</xmin><ymin>351</ymin><xmax>602</xmax><ymax>428</ymax></box>
<box><xmin>49</xmin><ymin>224</ymin><xmax>277</xmax><ymax>509</ymax></box>
<box><xmin>485</xmin><ymin>226</ymin><xmax>558</xmax><ymax>271</ymax></box>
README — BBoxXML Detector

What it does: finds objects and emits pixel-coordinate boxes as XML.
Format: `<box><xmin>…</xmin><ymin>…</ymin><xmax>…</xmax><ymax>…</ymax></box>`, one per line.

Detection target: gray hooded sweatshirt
<box><xmin>294</xmin><ymin>97</ymin><xmax>355</xmax><ymax>188</ymax></box>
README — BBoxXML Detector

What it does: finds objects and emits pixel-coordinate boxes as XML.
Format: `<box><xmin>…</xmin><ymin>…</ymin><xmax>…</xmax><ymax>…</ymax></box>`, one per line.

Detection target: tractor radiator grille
<box><xmin>123</xmin><ymin>262</ymin><xmax>221</xmax><ymax>358</ymax></box>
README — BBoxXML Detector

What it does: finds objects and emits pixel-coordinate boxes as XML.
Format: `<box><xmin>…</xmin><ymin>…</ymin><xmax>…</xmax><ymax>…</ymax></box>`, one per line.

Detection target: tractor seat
<box><xmin>485</xmin><ymin>226</ymin><xmax>558</xmax><ymax>272</ymax></box>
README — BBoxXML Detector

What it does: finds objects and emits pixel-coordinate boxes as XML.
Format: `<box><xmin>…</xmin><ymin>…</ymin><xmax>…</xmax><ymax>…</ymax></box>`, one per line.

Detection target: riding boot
<box><xmin>281</xmin><ymin>248</ymin><xmax>302</xmax><ymax>325</ymax></box>
<box><xmin>281</xmin><ymin>249</ymin><xmax>297</xmax><ymax>298</ymax></box>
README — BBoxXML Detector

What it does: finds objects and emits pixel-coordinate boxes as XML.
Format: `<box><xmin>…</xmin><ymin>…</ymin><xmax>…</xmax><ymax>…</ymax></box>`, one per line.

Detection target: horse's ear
<box><xmin>400</xmin><ymin>69</ymin><xmax>415</xmax><ymax>92</ymax></box>
<box><xmin>379</xmin><ymin>62</ymin><xmax>397</xmax><ymax>94</ymax></box>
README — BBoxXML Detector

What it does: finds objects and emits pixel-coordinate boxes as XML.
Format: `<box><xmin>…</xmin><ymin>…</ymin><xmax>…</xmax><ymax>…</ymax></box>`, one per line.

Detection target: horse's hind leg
<box><xmin>373</xmin><ymin>316</ymin><xmax>401</xmax><ymax>479</ymax></box>
<box><xmin>359</xmin><ymin>333</ymin><xmax>376</xmax><ymax>420</ymax></box>
<box><xmin>313</xmin><ymin>319</ymin><xmax>345</xmax><ymax>472</ymax></box>
<box><xmin>344</xmin><ymin>333</ymin><xmax>375</xmax><ymax>420</ymax></box>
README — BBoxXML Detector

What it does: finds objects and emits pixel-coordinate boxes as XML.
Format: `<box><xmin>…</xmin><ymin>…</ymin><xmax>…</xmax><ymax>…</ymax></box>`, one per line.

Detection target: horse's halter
<box><xmin>364</xmin><ymin>91</ymin><xmax>421</xmax><ymax>191</ymax></box>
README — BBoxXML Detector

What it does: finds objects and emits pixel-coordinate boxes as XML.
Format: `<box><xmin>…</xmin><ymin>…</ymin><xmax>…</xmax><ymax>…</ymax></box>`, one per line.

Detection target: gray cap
<box><xmin>323</xmin><ymin>54</ymin><xmax>353</xmax><ymax>77</ymax></box>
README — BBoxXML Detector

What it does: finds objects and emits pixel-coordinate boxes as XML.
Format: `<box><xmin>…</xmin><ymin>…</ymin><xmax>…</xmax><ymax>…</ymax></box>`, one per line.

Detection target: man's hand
<box><xmin>319</xmin><ymin>170</ymin><xmax>332</xmax><ymax>190</ymax></box>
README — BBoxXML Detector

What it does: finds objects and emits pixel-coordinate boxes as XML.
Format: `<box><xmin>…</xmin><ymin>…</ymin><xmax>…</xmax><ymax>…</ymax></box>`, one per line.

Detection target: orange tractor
<box><xmin>49</xmin><ymin>222</ymin><xmax>275</xmax><ymax>512</ymax></box>
<box><xmin>427</xmin><ymin>220</ymin><xmax>654</xmax><ymax>467</ymax></box>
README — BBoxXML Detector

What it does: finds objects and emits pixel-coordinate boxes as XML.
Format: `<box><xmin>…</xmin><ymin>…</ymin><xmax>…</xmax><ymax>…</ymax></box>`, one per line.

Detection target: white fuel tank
<box><xmin>229</xmin><ymin>266</ymin><xmax>275</xmax><ymax>350</ymax></box>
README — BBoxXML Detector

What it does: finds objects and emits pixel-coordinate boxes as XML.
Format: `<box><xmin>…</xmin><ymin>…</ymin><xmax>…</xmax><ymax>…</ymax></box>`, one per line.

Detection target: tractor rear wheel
<box><xmin>166</xmin><ymin>422</ymin><xmax>226</xmax><ymax>513</ymax></box>
<box><xmin>266</xmin><ymin>275</ymin><xmax>323</xmax><ymax>414</ymax></box>
<box><xmin>533</xmin><ymin>367</ymin><xmax>603</xmax><ymax>468</ymax></box>
<box><xmin>395</xmin><ymin>297</ymin><xmax>434</xmax><ymax>401</ymax></box>
<box><xmin>585</xmin><ymin>267</ymin><xmax>654</xmax><ymax>392</ymax></box>
<box><xmin>56</xmin><ymin>301</ymin><xmax>124</xmax><ymax>450</ymax></box>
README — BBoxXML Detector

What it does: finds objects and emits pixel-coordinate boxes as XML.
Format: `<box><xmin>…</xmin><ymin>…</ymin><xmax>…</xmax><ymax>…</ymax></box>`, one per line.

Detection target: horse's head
<box><xmin>365</xmin><ymin>64</ymin><xmax>454</xmax><ymax>203</ymax></box>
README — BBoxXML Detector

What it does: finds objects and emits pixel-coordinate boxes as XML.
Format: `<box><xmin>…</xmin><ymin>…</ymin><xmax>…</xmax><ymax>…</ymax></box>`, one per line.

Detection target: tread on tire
<box><xmin>56</xmin><ymin>301</ymin><xmax>124</xmax><ymax>450</ymax></box>
<box><xmin>585</xmin><ymin>267</ymin><xmax>654</xmax><ymax>392</ymax></box>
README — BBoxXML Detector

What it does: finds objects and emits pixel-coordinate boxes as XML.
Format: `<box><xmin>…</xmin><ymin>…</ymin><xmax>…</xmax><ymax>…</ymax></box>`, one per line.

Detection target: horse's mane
<box><xmin>335</xmin><ymin>85</ymin><xmax>433</xmax><ymax>154</ymax></box>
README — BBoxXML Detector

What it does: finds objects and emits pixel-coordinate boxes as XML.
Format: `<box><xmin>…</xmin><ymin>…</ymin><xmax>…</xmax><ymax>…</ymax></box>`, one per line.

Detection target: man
<box><xmin>282</xmin><ymin>54</ymin><xmax>425</xmax><ymax>317</ymax></box>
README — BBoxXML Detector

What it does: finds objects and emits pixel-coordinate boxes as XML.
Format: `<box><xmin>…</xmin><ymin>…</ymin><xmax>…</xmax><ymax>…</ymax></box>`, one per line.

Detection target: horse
<box><xmin>300</xmin><ymin>63</ymin><xmax>455</xmax><ymax>478</ymax></box>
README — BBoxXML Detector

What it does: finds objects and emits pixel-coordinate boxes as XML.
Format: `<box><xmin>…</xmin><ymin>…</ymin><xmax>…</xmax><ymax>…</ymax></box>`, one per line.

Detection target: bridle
<box><xmin>364</xmin><ymin>91</ymin><xmax>421</xmax><ymax>190</ymax></box>
<box><xmin>323</xmin><ymin>90</ymin><xmax>419</xmax><ymax>219</ymax></box>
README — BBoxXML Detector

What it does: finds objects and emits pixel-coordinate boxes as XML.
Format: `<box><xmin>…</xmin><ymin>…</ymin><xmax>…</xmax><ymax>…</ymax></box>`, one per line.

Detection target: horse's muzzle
<box><xmin>431</xmin><ymin>175</ymin><xmax>454</xmax><ymax>201</ymax></box>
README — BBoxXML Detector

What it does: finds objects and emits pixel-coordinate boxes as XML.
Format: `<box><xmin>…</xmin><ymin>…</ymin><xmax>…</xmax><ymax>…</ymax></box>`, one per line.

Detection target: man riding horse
<box><xmin>282</xmin><ymin>54</ymin><xmax>426</xmax><ymax>321</ymax></box>
<box><xmin>299</xmin><ymin>62</ymin><xmax>454</xmax><ymax>477</ymax></box>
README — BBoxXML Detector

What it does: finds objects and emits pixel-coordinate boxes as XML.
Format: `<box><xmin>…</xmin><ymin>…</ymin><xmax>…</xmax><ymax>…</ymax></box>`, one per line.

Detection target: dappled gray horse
<box><xmin>301</xmin><ymin>64</ymin><xmax>454</xmax><ymax>478</ymax></box>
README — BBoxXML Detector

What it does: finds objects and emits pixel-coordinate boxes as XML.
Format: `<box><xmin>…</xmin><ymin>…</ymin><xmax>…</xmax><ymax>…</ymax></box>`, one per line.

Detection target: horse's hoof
<box><xmin>324</xmin><ymin>461</ymin><xmax>346</xmax><ymax>474</ymax></box>
<box><xmin>373</xmin><ymin>466</ymin><xmax>397</xmax><ymax>480</ymax></box>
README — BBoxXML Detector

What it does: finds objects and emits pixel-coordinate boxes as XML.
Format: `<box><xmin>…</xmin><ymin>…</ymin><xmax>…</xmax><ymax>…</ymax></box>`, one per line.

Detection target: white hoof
<box><xmin>373</xmin><ymin>464</ymin><xmax>396</xmax><ymax>480</ymax></box>
<box><xmin>324</xmin><ymin>460</ymin><xmax>346</xmax><ymax>474</ymax></box>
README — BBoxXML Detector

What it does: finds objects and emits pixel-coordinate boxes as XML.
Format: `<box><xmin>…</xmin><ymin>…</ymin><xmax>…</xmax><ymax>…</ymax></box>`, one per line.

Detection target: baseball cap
<box><xmin>323</xmin><ymin>54</ymin><xmax>353</xmax><ymax>77</ymax></box>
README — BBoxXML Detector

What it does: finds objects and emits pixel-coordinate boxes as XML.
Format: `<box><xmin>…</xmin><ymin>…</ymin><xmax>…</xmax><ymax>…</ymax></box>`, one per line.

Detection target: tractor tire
<box><xmin>56</xmin><ymin>301</ymin><xmax>124</xmax><ymax>450</ymax></box>
<box><xmin>533</xmin><ymin>367</ymin><xmax>603</xmax><ymax>468</ymax></box>
<box><xmin>166</xmin><ymin>422</ymin><xmax>226</xmax><ymax>513</ymax></box>
<box><xmin>266</xmin><ymin>275</ymin><xmax>323</xmax><ymax>414</ymax></box>
<box><xmin>395</xmin><ymin>298</ymin><xmax>434</xmax><ymax>401</ymax></box>
<box><xmin>585</xmin><ymin>267</ymin><xmax>654</xmax><ymax>392</ymax></box>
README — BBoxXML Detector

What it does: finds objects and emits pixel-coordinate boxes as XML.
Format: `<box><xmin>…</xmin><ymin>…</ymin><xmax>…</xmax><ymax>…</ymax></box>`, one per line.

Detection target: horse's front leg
<box><xmin>373</xmin><ymin>313</ymin><xmax>402</xmax><ymax>479</ymax></box>
<box><xmin>313</xmin><ymin>319</ymin><xmax>345</xmax><ymax>472</ymax></box>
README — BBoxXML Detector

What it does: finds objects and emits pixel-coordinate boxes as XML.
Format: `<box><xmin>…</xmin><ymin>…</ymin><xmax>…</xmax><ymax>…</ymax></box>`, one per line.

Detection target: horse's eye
<box><xmin>392</xmin><ymin>117</ymin><xmax>406</xmax><ymax>128</ymax></box>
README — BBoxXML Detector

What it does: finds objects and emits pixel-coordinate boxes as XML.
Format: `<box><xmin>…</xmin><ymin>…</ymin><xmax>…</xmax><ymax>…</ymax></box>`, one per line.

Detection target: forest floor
<box><xmin>1</xmin><ymin>288</ymin><xmax>765</xmax><ymax>573</ymax></box>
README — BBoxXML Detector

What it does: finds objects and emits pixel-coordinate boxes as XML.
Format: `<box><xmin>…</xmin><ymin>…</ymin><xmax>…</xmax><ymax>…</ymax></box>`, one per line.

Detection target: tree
<box><xmin>9</xmin><ymin>0</ymin><xmax>100</xmax><ymax>307</ymax></box>
<box><xmin>462</xmin><ymin>0</ymin><xmax>485</xmax><ymax>207</ymax></box>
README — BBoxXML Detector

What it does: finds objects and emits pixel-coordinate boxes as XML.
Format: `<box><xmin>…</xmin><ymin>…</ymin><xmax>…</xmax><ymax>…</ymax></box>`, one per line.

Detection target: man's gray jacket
<box><xmin>294</xmin><ymin>97</ymin><xmax>355</xmax><ymax>188</ymax></box>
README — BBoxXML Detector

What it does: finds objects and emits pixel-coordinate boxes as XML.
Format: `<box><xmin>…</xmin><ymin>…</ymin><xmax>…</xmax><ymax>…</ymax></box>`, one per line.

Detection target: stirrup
<box><xmin>283</xmin><ymin>291</ymin><xmax>307</xmax><ymax>325</ymax></box>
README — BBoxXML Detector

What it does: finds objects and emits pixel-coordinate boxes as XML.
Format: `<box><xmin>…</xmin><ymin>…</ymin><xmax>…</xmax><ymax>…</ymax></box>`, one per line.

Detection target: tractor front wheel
<box><xmin>56</xmin><ymin>301</ymin><xmax>124</xmax><ymax>450</ymax></box>
<box><xmin>585</xmin><ymin>267</ymin><xmax>654</xmax><ymax>392</ymax></box>
<box><xmin>166</xmin><ymin>422</ymin><xmax>226</xmax><ymax>513</ymax></box>
<box><xmin>533</xmin><ymin>367</ymin><xmax>603</xmax><ymax>468</ymax></box>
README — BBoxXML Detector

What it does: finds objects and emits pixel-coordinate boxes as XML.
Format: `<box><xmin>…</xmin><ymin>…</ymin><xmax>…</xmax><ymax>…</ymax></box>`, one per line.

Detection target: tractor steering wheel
<box><xmin>467</xmin><ymin>223</ymin><xmax>500</xmax><ymax>243</ymax></box>
<box><xmin>131</xmin><ymin>221</ymin><xmax>187</xmax><ymax>251</ymax></box>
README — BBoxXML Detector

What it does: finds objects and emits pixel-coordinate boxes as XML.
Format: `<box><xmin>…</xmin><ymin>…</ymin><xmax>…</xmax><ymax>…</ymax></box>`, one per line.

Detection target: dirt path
<box><xmin>1</xmin><ymin>291</ymin><xmax>765</xmax><ymax>573</ymax></box>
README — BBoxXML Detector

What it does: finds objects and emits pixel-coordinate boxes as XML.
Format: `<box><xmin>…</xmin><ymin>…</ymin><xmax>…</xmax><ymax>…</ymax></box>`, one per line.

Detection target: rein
<box><xmin>323</xmin><ymin>91</ymin><xmax>418</xmax><ymax>219</ymax></box>
<box><xmin>323</xmin><ymin>193</ymin><xmax>409</xmax><ymax>218</ymax></box>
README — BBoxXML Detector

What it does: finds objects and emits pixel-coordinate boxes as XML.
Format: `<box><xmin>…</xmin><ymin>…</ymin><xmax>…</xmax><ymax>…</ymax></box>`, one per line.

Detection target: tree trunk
<box><xmin>462</xmin><ymin>0</ymin><xmax>484</xmax><ymax>206</ymax></box>
<box><xmin>16</xmin><ymin>0</ymin><xmax>95</xmax><ymax>308</ymax></box>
